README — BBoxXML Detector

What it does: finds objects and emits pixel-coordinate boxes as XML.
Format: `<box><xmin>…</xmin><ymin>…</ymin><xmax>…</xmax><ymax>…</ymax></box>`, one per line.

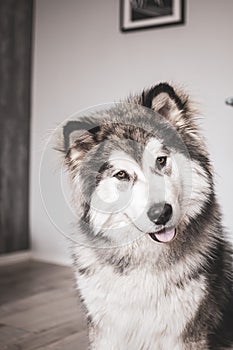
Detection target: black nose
<box><xmin>147</xmin><ymin>203</ymin><xmax>173</xmax><ymax>225</ymax></box>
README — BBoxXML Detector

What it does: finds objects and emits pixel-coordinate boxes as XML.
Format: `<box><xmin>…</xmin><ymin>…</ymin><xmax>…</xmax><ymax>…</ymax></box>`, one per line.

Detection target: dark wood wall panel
<box><xmin>0</xmin><ymin>0</ymin><xmax>33</xmax><ymax>253</ymax></box>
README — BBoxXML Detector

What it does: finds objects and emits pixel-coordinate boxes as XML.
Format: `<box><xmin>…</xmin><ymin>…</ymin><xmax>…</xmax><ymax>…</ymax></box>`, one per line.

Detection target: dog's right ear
<box><xmin>62</xmin><ymin>120</ymin><xmax>101</xmax><ymax>164</ymax></box>
<box><xmin>141</xmin><ymin>83</ymin><xmax>190</xmax><ymax>130</ymax></box>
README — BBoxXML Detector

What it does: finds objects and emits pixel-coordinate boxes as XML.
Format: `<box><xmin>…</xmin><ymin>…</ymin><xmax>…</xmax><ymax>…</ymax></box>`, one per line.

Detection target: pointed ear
<box><xmin>62</xmin><ymin>120</ymin><xmax>100</xmax><ymax>163</ymax></box>
<box><xmin>142</xmin><ymin>83</ymin><xmax>188</xmax><ymax>127</ymax></box>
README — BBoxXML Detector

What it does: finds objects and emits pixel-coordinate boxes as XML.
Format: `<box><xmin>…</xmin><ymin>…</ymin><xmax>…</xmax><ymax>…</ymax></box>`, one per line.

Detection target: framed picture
<box><xmin>120</xmin><ymin>0</ymin><xmax>185</xmax><ymax>32</ymax></box>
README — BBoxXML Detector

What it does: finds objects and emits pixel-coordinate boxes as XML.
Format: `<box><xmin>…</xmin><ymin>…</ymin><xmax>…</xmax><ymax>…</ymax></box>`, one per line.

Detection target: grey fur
<box><xmin>57</xmin><ymin>82</ymin><xmax>233</xmax><ymax>349</ymax></box>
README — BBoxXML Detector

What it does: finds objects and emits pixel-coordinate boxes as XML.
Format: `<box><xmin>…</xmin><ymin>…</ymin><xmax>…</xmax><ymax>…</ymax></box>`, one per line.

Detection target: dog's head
<box><xmin>60</xmin><ymin>83</ymin><xmax>213</xmax><ymax>247</ymax></box>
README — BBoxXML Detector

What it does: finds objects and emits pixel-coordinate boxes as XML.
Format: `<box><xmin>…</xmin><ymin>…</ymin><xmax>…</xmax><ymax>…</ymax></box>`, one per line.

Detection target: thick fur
<box><xmin>58</xmin><ymin>83</ymin><xmax>233</xmax><ymax>349</ymax></box>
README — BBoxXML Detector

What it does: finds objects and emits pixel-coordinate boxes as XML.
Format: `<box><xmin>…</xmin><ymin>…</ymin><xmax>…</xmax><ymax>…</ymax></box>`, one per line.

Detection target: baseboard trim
<box><xmin>32</xmin><ymin>253</ymin><xmax>71</xmax><ymax>266</ymax></box>
<box><xmin>0</xmin><ymin>251</ymin><xmax>32</xmax><ymax>266</ymax></box>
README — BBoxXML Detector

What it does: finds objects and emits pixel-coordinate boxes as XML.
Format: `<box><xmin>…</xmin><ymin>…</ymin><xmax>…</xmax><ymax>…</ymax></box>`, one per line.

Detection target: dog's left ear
<box><xmin>62</xmin><ymin>120</ymin><xmax>101</xmax><ymax>164</ymax></box>
<box><xmin>142</xmin><ymin>83</ymin><xmax>189</xmax><ymax>128</ymax></box>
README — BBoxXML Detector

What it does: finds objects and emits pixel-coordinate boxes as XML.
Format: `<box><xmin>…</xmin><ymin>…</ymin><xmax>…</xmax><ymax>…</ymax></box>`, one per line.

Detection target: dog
<box><xmin>58</xmin><ymin>82</ymin><xmax>233</xmax><ymax>349</ymax></box>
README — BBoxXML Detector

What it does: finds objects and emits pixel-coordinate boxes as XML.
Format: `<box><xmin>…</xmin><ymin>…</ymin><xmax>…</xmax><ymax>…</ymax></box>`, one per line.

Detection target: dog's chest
<box><xmin>77</xmin><ymin>265</ymin><xmax>205</xmax><ymax>350</ymax></box>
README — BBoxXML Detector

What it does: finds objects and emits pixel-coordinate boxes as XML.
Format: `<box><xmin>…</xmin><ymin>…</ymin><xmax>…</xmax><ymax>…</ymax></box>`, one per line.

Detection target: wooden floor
<box><xmin>0</xmin><ymin>260</ymin><xmax>89</xmax><ymax>350</ymax></box>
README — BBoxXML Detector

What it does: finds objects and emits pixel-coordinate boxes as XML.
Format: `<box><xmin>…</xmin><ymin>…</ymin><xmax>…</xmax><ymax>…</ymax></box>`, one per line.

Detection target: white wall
<box><xmin>31</xmin><ymin>0</ymin><xmax>233</xmax><ymax>265</ymax></box>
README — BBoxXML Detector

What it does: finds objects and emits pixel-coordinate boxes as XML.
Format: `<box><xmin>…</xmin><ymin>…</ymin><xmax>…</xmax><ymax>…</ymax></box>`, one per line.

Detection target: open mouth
<box><xmin>148</xmin><ymin>227</ymin><xmax>176</xmax><ymax>243</ymax></box>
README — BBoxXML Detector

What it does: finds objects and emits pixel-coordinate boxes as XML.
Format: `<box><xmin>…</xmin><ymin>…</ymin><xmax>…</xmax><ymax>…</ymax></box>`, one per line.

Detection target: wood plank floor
<box><xmin>0</xmin><ymin>260</ymin><xmax>89</xmax><ymax>350</ymax></box>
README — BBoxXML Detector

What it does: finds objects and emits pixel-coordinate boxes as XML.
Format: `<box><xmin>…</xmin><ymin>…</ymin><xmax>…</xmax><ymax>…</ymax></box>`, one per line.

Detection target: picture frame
<box><xmin>120</xmin><ymin>0</ymin><xmax>185</xmax><ymax>32</ymax></box>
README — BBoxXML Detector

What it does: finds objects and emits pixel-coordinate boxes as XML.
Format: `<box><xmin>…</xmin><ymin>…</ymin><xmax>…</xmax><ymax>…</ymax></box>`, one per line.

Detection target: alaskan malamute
<box><xmin>58</xmin><ymin>83</ymin><xmax>233</xmax><ymax>349</ymax></box>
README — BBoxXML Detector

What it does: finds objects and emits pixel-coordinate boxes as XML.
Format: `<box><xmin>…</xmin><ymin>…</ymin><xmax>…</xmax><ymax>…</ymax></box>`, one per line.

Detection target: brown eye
<box><xmin>114</xmin><ymin>170</ymin><xmax>130</xmax><ymax>181</ymax></box>
<box><xmin>156</xmin><ymin>156</ymin><xmax>167</xmax><ymax>170</ymax></box>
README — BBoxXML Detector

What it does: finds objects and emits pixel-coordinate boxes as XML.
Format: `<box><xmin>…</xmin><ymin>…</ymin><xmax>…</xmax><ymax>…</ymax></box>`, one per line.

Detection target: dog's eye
<box><xmin>156</xmin><ymin>156</ymin><xmax>167</xmax><ymax>170</ymax></box>
<box><xmin>114</xmin><ymin>170</ymin><xmax>130</xmax><ymax>181</ymax></box>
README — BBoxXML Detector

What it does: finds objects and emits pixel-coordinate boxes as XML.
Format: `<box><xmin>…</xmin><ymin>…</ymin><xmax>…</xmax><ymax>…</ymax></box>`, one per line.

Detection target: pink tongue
<box><xmin>155</xmin><ymin>228</ymin><xmax>175</xmax><ymax>243</ymax></box>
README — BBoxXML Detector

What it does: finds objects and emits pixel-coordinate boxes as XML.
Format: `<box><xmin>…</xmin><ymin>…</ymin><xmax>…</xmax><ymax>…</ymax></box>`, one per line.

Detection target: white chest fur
<box><xmin>76</xmin><ymin>262</ymin><xmax>206</xmax><ymax>350</ymax></box>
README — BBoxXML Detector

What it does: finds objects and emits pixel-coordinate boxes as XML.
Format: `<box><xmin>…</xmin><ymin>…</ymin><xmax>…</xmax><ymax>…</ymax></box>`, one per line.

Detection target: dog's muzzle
<box><xmin>147</xmin><ymin>203</ymin><xmax>176</xmax><ymax>243</ymax></box>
